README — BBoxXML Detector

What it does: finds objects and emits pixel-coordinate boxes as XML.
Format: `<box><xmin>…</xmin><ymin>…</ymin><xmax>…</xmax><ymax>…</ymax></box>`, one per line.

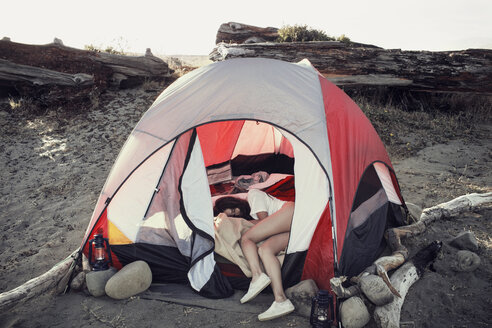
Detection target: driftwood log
<box><xmin>0</xmin><ymin>59</ymin><xmax>94</xmax><ymax>87</ymax></box>
<box><xmin>209</xmin><ymin>41</ymin><xmax>492</xmax><ymax>94</ymax></box>
<box><xmin>371</xmin><ymin>192</ymin><xmax>492</xmax><ymax>328</ymax></box>
<box><xmin>215</xmin><ymin>22</ymin><xmax>279</xmax><ymax>45</ymax></box>
<box><xmin>0</xmin><ymin>249</ymin><xmax>78</xmax><ymax>312</ymax></box>
<box><xmin>0</xmin><ymin>39</ymin><xmax>172</xmax><ymax>106</ymax></box>
<box><xmin>332</xmin><ymin>192</ymin><xmax>492</xmax><ymax>328</ymax></box>
<box><xmin>373</xmin><ymin>241</ymin><xmax>442</xmax><ymax>328</ymax></box>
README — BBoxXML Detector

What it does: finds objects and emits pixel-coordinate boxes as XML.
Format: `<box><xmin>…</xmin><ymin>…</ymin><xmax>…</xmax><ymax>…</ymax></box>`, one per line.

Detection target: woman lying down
<box><xmin>213</xmin><ymin>189</ymin><xmax>295</xmax><ymax>321</ymax></box>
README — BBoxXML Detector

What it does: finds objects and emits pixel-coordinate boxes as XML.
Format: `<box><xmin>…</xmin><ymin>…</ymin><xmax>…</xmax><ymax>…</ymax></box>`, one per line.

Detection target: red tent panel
<box><xmin>318</xmin><ymin>75</ymin><xmax>393</xmax><ymax>261</ymax></box>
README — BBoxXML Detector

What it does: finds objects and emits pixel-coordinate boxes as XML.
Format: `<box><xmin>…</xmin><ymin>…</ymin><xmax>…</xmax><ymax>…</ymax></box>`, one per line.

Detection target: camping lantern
<box><xmin>310</xmin><ymin>290</ymin><xmax>334</xmax><ymax>328</ymax></box>
<box><xmin>88</xmin><ymin>229</ymin><xmax>113</xmax><ymax>271</ymax></box>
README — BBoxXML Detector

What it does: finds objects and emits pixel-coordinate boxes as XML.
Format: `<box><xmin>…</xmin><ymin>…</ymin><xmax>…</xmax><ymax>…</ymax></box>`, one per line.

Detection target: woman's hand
<box><xmin>214</xmin><ymin>212</ymin><xmax>228</xmax><ymax>227</ymax></box>
<box><xmin>256</xmin><ymin>211</ymin><xmax>268</xmax><ymax>221</ymax></box>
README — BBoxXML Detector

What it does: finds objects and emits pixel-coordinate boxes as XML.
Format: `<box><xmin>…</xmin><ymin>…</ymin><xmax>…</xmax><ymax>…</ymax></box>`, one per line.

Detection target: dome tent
<box><xmin>80</xmin><ymin>58</ymin><xmax>406</xmax><ymax>298</ymax></box>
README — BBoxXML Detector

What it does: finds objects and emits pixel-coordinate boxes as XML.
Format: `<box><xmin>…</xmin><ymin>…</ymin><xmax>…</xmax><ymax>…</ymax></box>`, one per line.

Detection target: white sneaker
<box><xmin>258</xmin><ymin>299</ymin><xmax>295</xmax><ymax>321</ymax></box>
<box><xmin>240</xmin><ymin>273</ymin><xmax>271</xmax><ymax>303</ymax></box>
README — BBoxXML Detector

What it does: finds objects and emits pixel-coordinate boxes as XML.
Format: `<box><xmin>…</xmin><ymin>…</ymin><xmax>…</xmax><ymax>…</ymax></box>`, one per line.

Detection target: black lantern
<box><xmin>88</xmin><ymin>229</ymin><xmax>113</xmax><ymax>271</ymax></box>
<box><xmin>310</xmin><ymin>290</ymin><xmax>334</xmax><ymax>328</ymax></box>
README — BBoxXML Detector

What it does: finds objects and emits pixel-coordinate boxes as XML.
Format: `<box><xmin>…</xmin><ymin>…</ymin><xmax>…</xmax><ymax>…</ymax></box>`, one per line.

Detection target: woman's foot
<box><xmin>258</xmin><ymin>299</ymin><xmax>295</xmax><ymax>321</ymax></box>
<box><xmin>240</xmin><ymin>273</ymin><xmax>271</xmax><ymax>303</ymax></box>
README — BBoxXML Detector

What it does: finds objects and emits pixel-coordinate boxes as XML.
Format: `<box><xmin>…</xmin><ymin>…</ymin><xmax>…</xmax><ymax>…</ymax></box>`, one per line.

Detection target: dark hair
<box><xmin>213</xmin><ymin>196</ymin><xmax>254</xmax><ymax>221</ymax></box>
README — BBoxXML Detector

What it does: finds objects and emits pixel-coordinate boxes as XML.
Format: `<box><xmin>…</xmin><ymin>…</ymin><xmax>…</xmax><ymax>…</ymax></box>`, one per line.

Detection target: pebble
<box><xmin>70</xmin><ymin>271</ymin><xmax>86</xmax><ymax>291</ymax></box>
<box><xmin>456</xmin><ymin>250</ymin><xmax>481</xmax><ymax>272</ymax></box>
<box><xmin>449</xmin><ymin>231</ymin><xmax>478</xmax><ymax>251</ymax></box>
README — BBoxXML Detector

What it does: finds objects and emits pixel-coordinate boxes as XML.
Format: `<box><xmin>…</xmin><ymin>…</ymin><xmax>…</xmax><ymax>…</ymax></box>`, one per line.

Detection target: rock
<box><xmin>456</xmin><ymin>250</ymin><xmax>481</xmax><ymax>272</ymax></box>
<box><xmin>105</xmin><ymin>261</ymin><xmax>152</xmax><ymax>300</ymax></box>
<box><xmin>449</xmin><ymin>231</ymin><xmax>479</xmax><ymax>251</ymax></box>
<box><xmin>340</xmin><ymin>296</ymin><xmax>370</xmax><ymax>328</ymax></box>
<box><xmin>85</xmin><ymin>267</ymin><xmax>117</xmax><ymax>297</ymax></box>
<box><xmin>406</xmin><ymin>202</ymin><xmax>423</xmax><ymax>221</ymax></box>
<box><xmin>70</xmin><ymin>271</ymin><xmax>86</xmax><ymax>291</ymax></box>
<box><xmin>359</xmin><ymin>274</ymin><xmax>394</xmax><ymax>306</ymax></box>
<box><xmin>285</xmin><ymin>279</ymin><xmax>319</xmax><ymax>318</ymax></box>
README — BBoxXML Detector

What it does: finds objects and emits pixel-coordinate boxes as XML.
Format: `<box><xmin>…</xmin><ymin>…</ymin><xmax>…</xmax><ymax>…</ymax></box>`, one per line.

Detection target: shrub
<box><xmin>336</xmin><ymin>34</ymin><xmax>351</xmax><ymax>43</ymax></box>
<box><xmin>277</xmin><ymin>24</ymin><xmax>335</xmax><ymax>42</ymax></box>
<box><xmin>102</xmin><ymin>46</ymin><xmax>125</xmax><ymax>55</ymax></box>
<box><xmin>84</xmin><ymin>44</ymin><xmax>126</xmax><ymax>55</ymax></box>
<box><xmin>84</xmin><ymin>44</ymin><xmax>101</xmax><ymax>53</ymax></box>
<box><xmin>84</xmin><ymin>37</ymin><xmax>128</xmax><ymax>55</ymax></box>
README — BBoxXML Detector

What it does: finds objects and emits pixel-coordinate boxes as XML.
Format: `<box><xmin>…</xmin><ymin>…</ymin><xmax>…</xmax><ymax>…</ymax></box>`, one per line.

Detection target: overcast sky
<box><xmin>3</xmin><ymin>0</ymin><xmax>491</xmax><ymax>55</ymax></box>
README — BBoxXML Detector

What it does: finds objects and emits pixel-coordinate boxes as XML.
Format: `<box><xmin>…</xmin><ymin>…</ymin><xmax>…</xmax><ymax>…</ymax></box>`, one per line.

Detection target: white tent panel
<box><xmin>139</xmin><ymin>59</ymin><xmax>331</xmax><ymax>174</ymax></box>
<box><xmin>281</xmin><ymin>129</ymin><xmax>330</xmax><ymax>253</ymax></box>
<box><xmin>106</xmin><ymin>141</ymin><xmax>174</xmax><ymax>242</ymax></box>
<box><xmin>373</xmin><ymin>162</ymin><xmax>402</xmax><ymax>205</ymax></box>
<box><xmin>181</xmin><ymin>136</ymin><xmax>215</xmax><ymax>237</ymax></box>
<box><xmin>87</xmin><ymin>133</ymin><xmax>174</xmax><ymax>236</ymax></box>
<box><xmin>173</xmin><ymin>213</ymin><xmax>193</xmax><ymax>255</ymax></box>
<box><xmin>188</xmin><ymin>253</ymin><xmax>216</xmax><ymax>291</ymax></box>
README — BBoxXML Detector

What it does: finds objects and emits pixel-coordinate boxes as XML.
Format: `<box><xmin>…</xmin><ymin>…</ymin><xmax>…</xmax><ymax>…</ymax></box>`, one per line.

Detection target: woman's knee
<box><xmin>240</xmin><ymin>232</ymin><xmax>252</xmax><ymax>247</ymax></box>
<box><xmin>258</xmin><ymin>243</ymin><xmax>274</xmax><ymax>260</ymax></box>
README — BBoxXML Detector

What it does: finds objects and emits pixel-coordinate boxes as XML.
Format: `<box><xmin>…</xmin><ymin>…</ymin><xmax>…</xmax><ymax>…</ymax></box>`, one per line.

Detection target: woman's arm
<box><xmin>252</xmin><ymin>211</ymin><xmax>268</xmax><ymax>224</ymax></box>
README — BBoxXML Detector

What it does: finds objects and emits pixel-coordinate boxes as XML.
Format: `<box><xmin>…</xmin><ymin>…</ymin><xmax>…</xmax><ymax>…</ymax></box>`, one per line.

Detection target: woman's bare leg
<box><xmin>241</xmin><ymin>202</ymin><xmax>294</xmax><ymax>282</ymax></box>
<box><xmin>258</xmin><ymin>232</ymin><xmax>290</xmax><ymax>302</ymax></box>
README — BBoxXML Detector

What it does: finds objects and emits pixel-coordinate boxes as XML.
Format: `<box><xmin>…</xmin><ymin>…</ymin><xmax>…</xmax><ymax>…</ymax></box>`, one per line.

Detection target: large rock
<box><xmin>359</xmin><ymin>274</ymin><xmax>394</xmax><ymax>306</ymax></box>
<box><xmin>285</xmin><ymin>279</ymin><xmax>319</xmax><ymax>318</ymax></box>
<box><xmin>105</xmin><ymin>261</ymin><xmax>152</xmax><ymax>300</ymax></box>
<box><xmin>340</xmin><ymin>296</ymin><xmax>370</xmax><ymax>328</ymax></box>
<box><xmin>449</xmin><ymin>231</ymin><xmax>479</xmax><ymax>251</ymax></box>
<box><xmin>86</xmin><ymin>267</ymin><xmax>117</xmax><ymax>297</ymax></box>
<box><xmin>456</xmin><ymin>250</ymin><xmax>481</xmax><ymax>272</ymax></box>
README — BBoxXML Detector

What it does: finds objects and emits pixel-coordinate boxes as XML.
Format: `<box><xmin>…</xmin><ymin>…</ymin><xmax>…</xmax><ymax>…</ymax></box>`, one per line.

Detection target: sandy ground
<box><xmin>0</xmin><ymin>85</ymin><xmax>490</xmax><ymax>328</ymax></box>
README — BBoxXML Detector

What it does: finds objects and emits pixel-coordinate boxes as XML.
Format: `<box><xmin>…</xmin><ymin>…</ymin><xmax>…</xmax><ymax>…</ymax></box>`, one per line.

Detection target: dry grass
<box><xmin>352</xmin><ymin>89</ymin><xmax>492</xmax><ymax>159</ymax></box>
<box><xmin>7</xmin><ymin>97</ymin><xmax>35</xmax><ymax>112</ymax></box>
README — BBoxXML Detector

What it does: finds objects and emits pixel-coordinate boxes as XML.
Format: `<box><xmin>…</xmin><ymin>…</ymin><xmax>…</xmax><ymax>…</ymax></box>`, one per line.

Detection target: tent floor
<box><xmin>142</xmin><ymin>283</ymin><xmax>275</xmax><ymax>314</ymax></box>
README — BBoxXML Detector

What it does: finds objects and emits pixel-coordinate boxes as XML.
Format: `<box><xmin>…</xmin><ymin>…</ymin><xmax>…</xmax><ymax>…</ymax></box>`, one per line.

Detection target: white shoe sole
<box><xmin>240</xmin><ymin>276</ymin><xmax>271</xmax><ymax>304</ymax></box>
<box><xmin>258</xmin><ymin>307</ymin><xmax>294</xmax><ymax>321</ymax></box>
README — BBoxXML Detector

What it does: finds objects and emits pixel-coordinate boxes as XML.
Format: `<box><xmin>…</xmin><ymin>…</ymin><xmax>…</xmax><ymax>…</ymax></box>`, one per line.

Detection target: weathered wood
<box><xmin>0</xmin><ymin>249</ymin><xmax>78</xmax><ymax>312</ymax></box>
<box><xmin>419</xmin><ymin>192</ymin><xmax>492</xmax><ymax>223</ymax></box>
<box><xmin>350</xmin><ymin>192</ymin><xmax>492</xmax><ymax>298</ymax></box>
<box><xmin>210</xmin><ymin>41</ymin><xmax>492</xmax><ymax>93</ymax></box>
<box><xmin>331</xmin><ymin>193</ymin><xmax>492</xmax><ymax>327</ymax></box>
<box><xmin>373</xmin><ymin>241</ymin><xmax>442</xmax><ymax>328</ymax></box>
<box><xmin>216</xmin><ymin>22</ymin><xmax>279</xmax><ymax>45</ymax></box>
<box><xmin>370</xmin><ymin>193</ymin><xmax>492</xmax><ymax>328</ymax></box>
<box><xmin>373</xmin><ymin>262</ymin><xmax>419</xmax><ymax>328</ymax></box>
<box><xmin>0</xmin><ymin>39</ymin><xmax>172</xmax><ymax>101</ymax></box>
<box><xmin>0</xmin><ymin>58</ymin><xmax>94</xmax><ymax>87</ymax></box>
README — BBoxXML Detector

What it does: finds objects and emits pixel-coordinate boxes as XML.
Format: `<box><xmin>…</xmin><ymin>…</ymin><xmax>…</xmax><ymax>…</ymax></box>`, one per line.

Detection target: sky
<box><xmin>2</xmin><ymin>0</ymin><xmax>492</xmax><ymax>55</ymax></box>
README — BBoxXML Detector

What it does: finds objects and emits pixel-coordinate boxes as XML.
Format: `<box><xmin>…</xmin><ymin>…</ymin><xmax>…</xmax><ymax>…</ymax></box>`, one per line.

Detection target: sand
<box><xmin>0</xmin><ymin>85</ymin><xmax>490</xmax><ymax>328</ymax></box>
